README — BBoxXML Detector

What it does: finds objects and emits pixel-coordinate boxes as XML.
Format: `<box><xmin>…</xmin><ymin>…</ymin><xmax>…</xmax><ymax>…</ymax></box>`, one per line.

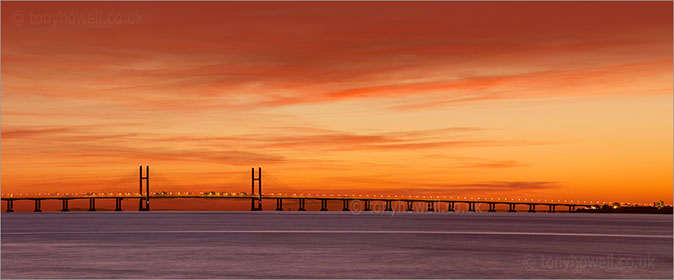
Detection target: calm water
<box><xmin>1</xmin><ymin>211</ymin><xmax>672</xmax><ymax>279</ymax></box>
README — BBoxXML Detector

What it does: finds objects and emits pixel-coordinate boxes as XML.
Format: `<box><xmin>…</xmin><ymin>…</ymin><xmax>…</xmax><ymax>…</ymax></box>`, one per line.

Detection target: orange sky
<box><xmin>1</xmin><ymin>1</ymin><xmax>672</xmax><ymax>207</ymax></box>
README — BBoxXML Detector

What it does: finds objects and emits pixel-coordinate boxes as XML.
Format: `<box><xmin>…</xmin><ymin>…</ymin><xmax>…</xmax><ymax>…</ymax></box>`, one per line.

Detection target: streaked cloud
<box><xmin>1</xmin><ymin>2</ymin><xmax>671</xmax><ymax>204</ymax></box>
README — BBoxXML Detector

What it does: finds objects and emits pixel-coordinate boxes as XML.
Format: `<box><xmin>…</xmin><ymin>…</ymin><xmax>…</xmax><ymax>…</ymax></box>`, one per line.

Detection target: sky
<box><xmin>1</xmin><ymin>2</ymin><xmax>672</xmax><ymax>209</ymax></box>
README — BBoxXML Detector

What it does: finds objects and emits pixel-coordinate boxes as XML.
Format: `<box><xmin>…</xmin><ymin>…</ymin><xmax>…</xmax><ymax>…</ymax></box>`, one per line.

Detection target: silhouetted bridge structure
<box><xmin>2</xmin><ymin>167</ymin><xmax>598</xmax><ymax>213</ymax></box>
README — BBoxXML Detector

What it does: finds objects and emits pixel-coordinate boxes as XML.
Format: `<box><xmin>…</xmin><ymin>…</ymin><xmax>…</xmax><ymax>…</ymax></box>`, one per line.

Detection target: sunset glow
<box><xmin>1</xmin><ymin>1</ymin><xmax>672</xmax><ymax>209</ymax></box>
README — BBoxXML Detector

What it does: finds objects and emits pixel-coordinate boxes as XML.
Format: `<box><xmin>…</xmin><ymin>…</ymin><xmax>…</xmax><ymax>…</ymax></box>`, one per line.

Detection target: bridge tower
<box><xmin>251</xmin><ymin>167</ymin><xmax>262</xmax><ymax>211</ymax></box>
<box><xmin>139</xmin><ymin>166</ymin><xmax>150</xmax><ymax>211</ymax></box>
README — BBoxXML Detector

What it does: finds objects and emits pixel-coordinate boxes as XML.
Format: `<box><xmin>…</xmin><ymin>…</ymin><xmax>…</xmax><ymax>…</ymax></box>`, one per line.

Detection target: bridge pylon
<box><xmin>251</xmin><ymin>167</ymin><xmax>262</xmax><ymax>211</ymax></box>
<box><xmin>139</xmin><ymin>166</ymin><xmax>150</xmax><ymax>211</ymax></box>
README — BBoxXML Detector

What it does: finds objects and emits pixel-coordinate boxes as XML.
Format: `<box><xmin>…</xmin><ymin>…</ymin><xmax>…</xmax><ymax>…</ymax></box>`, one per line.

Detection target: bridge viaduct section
<box><xmin>2</xmin><ymin>167</ymin><xmax>593</xmax><ymax>213</ymax></box>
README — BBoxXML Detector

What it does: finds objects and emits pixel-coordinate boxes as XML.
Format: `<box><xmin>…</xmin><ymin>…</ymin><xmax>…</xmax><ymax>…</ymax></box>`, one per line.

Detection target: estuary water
<box><xmin>1</xmin><ymin>211</ymin><xmax>672</xmax><ymax>279</ymax></box>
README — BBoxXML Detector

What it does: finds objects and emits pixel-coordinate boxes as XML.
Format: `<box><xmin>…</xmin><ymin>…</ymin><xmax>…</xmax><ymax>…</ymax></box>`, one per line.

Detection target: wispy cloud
<box><xmin>2</xmin><ymin>2</ymin><xmax>671</xmax><ymax>113</ymax></box>
<box><xmin>420</xmin><ymin>181</ymin><xmax>558</xmax><ymax>192</ymax></box>
<box><xmin>457</xmin><ymin>160</ymin><xmax>524</xmax><ymax>169</ymax></box>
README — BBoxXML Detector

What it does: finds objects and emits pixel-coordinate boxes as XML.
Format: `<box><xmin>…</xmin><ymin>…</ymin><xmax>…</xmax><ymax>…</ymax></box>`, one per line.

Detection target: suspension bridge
<box><xmin>1</xmin><ymin>166</ymin><xmax>600</xmax><ymax>213</ymax></box>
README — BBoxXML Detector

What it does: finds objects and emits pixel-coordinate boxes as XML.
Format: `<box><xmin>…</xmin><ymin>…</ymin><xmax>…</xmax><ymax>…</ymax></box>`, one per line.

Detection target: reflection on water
<box><xmin>2</xmin><ymin>212</ymin><xmax>672</xmax><ymax>279</ymax></box>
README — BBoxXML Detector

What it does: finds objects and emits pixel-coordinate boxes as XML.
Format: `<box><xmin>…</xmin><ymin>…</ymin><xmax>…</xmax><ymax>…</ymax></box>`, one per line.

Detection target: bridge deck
<box><xmin>0</xmin><ymin>195</ymin><xmax>595</xmax><ymax>207</ymax></box>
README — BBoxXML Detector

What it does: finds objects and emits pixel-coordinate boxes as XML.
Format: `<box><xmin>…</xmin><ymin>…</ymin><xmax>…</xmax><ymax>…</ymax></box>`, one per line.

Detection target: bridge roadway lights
<box><xmin>61</xmin><ymin>199</ymin><xmax>69</xmax><ymax>212</ymax></box>
<box><xmin>276</xmin><ymin>198</ymin><xmax>283</xmax><ymax>211</ymax></box>
<box><xmin>320</xmin><ymin>200</ymin><xmax>328</xmax><ymax>211</ymax></box>
<box><xmin>488</xmin><ymin>203</ymin><xmax>496</xmax><ymax>212</ymax></box>
<box><xmin>298</xmin><ymin>199</ymin><xmax>306</xmax><ymax>211</ymax></box>
<box><xmin>385</xmin><ymin>201</ymin><xmax>393</xmax><ymax>211</ymax></box>
<box><xmin>89</xmin><ymin>198</ymin><xmax>96</xmax><ymax>211</ymax></box>
<box><xmin>448</xmin><ymin>202</ymin><xmax>455</xmax><ymax>212</ymax></box>
<box><xmin>528</xmin><ymin>204</ymin><xmax>536</xmax><ymax>213</ymax></box>
<box><xmin>6</xmin><ymin>200</ymin><xmax>14</xmax><ymax>212</ymax></box>
<box><xmin>427</xmin><ymin>201</ymin><xmax>434</xmax><ymax>212</ymax></box>
<box><xmin>34</xmin><ymin>200</ymin><xmax>42</xmax><ymax>212</ymax></box>
<box><xmin>342</xmin><ymin>200</ymin><xmax>349</xmax><ymax>211</ymax></box>
<box><xmin>364</xmin><ymin>200</ymin><xmax>371</xmax><ymax>211</ymax></box>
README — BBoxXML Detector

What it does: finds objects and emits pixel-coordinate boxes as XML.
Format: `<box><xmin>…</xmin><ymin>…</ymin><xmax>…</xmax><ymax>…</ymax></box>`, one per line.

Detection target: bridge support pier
<box><xmin>276</xmin><ymin>198</ymin><xmax>283</xmax><ymax>211</ymax></box>
<box><xmin>320</xmin><ymin>200</ymin><xmax>328</xmax><ymax>211</ymax></box>
<box><xmin>468</xmin><ymin>202</ymin><xmax>476</xmax><ymax>212</ymax></box>
<box><xmin>548</xmin><ymin>205</ymin><xmax>555</xmax><ymax>213</ymax></box>
<box><xmin>528</xmin><ymin>204</ymin><xmax>536</xmax><ymax>213</ymax></box>
<box><xmin>251</xmin><ymin>199</ymin><xmax>262</xmax><ymax>211</ymax></box>
<box><xmin>427</xmin><ymin>201</ymin><xmax>434</xmax><ymax>212</ymax></box>
<box><xmin>6</xmin><ymin>200</ymin><xmax>14</xmax><ymax>212</ymax></box>
<box><xmin>568</xmin><ymin>205</ymin><xmax>575</xmax><ymax>212</ymax></box>
<box><xmin>488</xmin><ymin>203</ymin><xmax>496</xmax><ymax>212</ymax></box>
<box><xmin>508</xmin><ymin>204</ymin><xmax>516</xmax><ymax>212</ymax></box>
<box><xmin>364</xmin><ymin>200</ymin><xmax>371</xmax><ymax>211</ymax></box>
<box><xmin>298</xmin><ymin>199</ymin><xmax>306</xmax><ymax>211</ymax></box>
<box><xmin>61</xmin><ymin>199</ymin><xmax>69</xmax><ymax>212</ymax></box>
<box><xmin>448</xmin><ymin>202</ymin><xmax>455</xmax><ymax>212</ymax></box>
<box><xmin>342</xmin><ymin>200</ymin><xmax>349</xmax><ymax>211</ymax></box>
<box><xmin>406</xmin><ymin>201</ymin><xmax>413</xmax><ymax>212</ymax></box>
<box><xmin>34</xmin><ymin>200</ymin><xmax>42</xmax><ymax>212</ymax></box>
<box><xmin>115</xmin><ymin>198</ymin><xmax>123</xmax><ymax>211</ymax></box>
<box><xmin>385</xmin><ymin>201</ymin><xmax>393</xmax><ymax>211</ymax></box>
<box><xmin>88</xmin><ymin>198</ymin><xmax>96</xmax><ymax>211</ymax></box>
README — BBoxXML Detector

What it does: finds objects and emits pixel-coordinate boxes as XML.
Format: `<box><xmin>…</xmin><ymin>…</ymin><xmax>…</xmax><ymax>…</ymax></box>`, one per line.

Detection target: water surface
<box><xmin>2</xmin><ymin>212</ymin><xmax>672</xmax><ymax>278</ymax></box>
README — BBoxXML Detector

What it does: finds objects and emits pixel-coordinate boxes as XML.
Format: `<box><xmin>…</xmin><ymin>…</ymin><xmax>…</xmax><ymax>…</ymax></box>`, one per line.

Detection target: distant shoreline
<box><xmin>575</xmin><ymin>206</ymin><xmax>673</xmax><ymax>214</ymax></box>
